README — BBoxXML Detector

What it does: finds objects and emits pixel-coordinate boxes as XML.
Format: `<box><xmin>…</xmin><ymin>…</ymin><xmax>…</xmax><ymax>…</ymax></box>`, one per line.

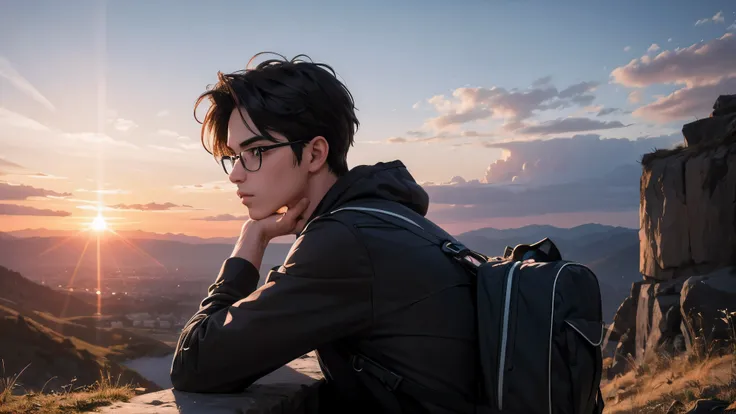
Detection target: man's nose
<box><xmin>228</xmin><ymin>161</ymin><xmax>247</xmax><ymax>184</ymax></box>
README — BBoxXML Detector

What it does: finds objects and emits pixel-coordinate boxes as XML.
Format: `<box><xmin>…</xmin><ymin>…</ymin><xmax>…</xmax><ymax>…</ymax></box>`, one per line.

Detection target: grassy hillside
<box><xmin>0</xmin><ymin>265</ymin><xmax>173</xmax><ymax>362</ymax></box>
<box><xmin>602</xmin><ymin>311</ymin><xmax>736</xmax><ymax>413</ymax></box>
<box><xmin>0</xmin><ymin>305</ymin><xmax>160</xmax><ymax>394</ymax></box>
<box><xmin>0</xmin><ymin>265</ymin><xmax>174</xmax><ymax>412</ymax></box>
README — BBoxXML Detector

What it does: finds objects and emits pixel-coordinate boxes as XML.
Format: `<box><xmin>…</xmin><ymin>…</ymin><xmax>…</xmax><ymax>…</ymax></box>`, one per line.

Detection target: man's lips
<box><xmin>237</xmin><ymin>191</ymin><xmax>253</xmax><ymax>199</ymax></box>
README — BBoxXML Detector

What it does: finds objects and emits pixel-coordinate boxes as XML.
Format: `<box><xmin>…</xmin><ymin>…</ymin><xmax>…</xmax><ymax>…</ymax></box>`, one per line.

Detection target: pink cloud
<box><xmin>611</xmin><ymin>33</ymin><xmax>736</xmax><ymax>88</ymax></box>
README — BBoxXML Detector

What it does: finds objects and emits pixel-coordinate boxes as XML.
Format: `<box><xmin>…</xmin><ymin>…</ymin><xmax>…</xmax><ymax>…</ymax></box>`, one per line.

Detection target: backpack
<box><xmin>324</xmin><ymin>206</ymin><xmax>606</xmax><ymax>414</ymax></box>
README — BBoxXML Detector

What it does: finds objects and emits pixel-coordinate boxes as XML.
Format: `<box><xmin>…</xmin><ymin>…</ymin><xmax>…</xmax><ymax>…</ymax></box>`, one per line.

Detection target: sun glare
<box><xmin>90</xmin><ymin>214</ymin><xmax>108</xmax><ymax>232</ymax></box>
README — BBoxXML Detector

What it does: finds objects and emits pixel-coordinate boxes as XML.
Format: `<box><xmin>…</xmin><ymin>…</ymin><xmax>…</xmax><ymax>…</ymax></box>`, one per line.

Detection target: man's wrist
<box><xmin>231</xmin><ymin>227</ymin><xmax>269</xmax><ymax>269</ymax></box>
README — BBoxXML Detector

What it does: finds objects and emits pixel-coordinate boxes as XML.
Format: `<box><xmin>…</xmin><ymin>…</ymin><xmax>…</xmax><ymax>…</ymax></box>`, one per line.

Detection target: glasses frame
<box><xmin>220</xmin><ymin>139</ymin><xmax>309</xmax><ymax>174</ymax></box>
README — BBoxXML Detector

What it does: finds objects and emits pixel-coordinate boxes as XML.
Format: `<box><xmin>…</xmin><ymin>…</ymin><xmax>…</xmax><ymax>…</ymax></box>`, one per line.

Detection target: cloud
<box><xmin>419</xmin><ymin>133</ymin><xmax>681</xmax><ymax>221</ymax></box>
<box><xmin>695</xmin><ymin>11</ymin><xmax>724</xmax><ymax>26</ymax></box>
<box><xmin>156</xmin><ymin>110</ymin><xmax>170</xmax><ymax>117</ymax></box>
<box><xmin>647</xmin><ymin>43</ymin><xmax>660</xmax><ymax>53</ymax></box>
<box><xmin>0</xmin><ymin>182</ymin><xmax>72</xmax><ymax>200</ymax></box>
<box><xmin>193</xmin><ymin>213</ymin><xmax>249</xmax><ymax>221</ymax></box>
<box><xmin>173</xmin><ymin>181</ymin><xmax>231</xmax><ymax>193</ymax></box>
<box><xmin>611</xmin><ymin>33</ymin><xmax>736</xmax><ymax>121</ymax></box>
<box><xmin>0</xmin><ymin>56</ymin><xmax>55</xmax><ymax>111</ymax></box>
<box><xmin>24</xmin><ymin>172</ymin><xmax>68</xmax><ymax>180</ymax></box>
<box><xmin>108</xmin><ymin>202</ymin><xmax>197</xmax><ymax>211</ymax></box>
<box><xmin>729</xmin><ymin>22</ymin><xmax>736</xmax><ymax>31</ymax></box>
<box><xmin>624</xmin><ymin>46</ymin><xmax>631</xmax><ymax>52</ymax></box>
<box><xmin>423</xmin><ymin>80</ymin><xmax>599</xmax><ymax>131</ymax></box>
<box><xmin>531</xmin><ymin>75</ymin><xmax>553</xmax><ymax>88</ymax></box>
<box><xmin>148</xmin><ymin>145</ymin><xmax>185</xmax><ymax>153</ymax></box>
<box><xmin>480</xmin><ymin>133</ymin><xmax>680</xmax><ymax>185</ymax></box>
<box><xmin>628</xmin><ymin>90</ymin><xmax>643</xmax><ymax>103</ymax></box>
<box><xmin>112</xmin><ymin>118</ymin><xmax>138</xmax><ymax>132</ymax></box>
<box><xmin>668</xmin><ymin>38</ymin><xmax>673</xmax><ymax>42</ymax></box>
<box><xmin>75</xmin><ymin>188</ymin><xmax>130</xmax><ymax>195</ymax></box>
<box><xmin>155</xmin><ymin>129</ymin><xmax>197</xmax><ymax>150</ymax></box>
<box><xmin>611</xmin><ymin>33</ymin><xmax>736</xmax><ymax>88</ymax></box>
<box><xmin>0</xmin><ymin>203</ymin><xmax>71</xmax><ymax>216</ymax></box>
<box><xmin>385</xmin><ymin>130</ymin><xmax>495</xmax><ymax>144</ymax></box>
<box><xmin>0</xmin><ymin>107</ymin><xmax>51</xmax><ymax>131</ymax></box>
<box><xmin>516</xmin><ymin>118</ymin><xmax>628</xmax><ymax>135</ymax></box>
<box><xmin>61</xmin><ymin>132</ymin><xmax>138</xmax><ymax>148</ymax></box>
<box><xmin>632</xmin><ymin>75</ymin><xmax>736</xmax><ymax>121</ymax></box>
<box><xmin>597</xmin><ymin>107</ymin><xmax>621</xmax><ymax>116</ymax></box>
<box><xmin>0</xmin><ymin>157</ymin><xmax>24</xmax><ymax>172</ymax></box>
<box><xmin>157</xmin><ymin>129</ymin><xmax>179</xmax><ymax>137</ymax></box>
<box><xmin>179</xmin><ymin>142</ymin><xmax>201</xmax><ymax>150</ymax></box>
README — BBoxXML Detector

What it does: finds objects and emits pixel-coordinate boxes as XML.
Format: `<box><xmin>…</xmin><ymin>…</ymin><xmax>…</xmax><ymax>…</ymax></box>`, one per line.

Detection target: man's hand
<box><xmin>231</xmin><ymin>198</ymin><xmax>311</xmax><ymax>269</ymax></box>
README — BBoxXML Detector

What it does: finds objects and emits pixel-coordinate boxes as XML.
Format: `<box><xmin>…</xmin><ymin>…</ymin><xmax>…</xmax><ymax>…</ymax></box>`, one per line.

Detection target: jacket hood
<box><xmin>307</xmin><ymin>160</ymin><xmax>429</xmax><ymax>223</ymax></box>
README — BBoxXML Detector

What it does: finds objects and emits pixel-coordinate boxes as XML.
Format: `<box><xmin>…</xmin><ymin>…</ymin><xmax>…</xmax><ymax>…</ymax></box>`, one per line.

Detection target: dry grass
<box><xmin>0</xmin><ymin>366</ymin><xmax>134</xmax><ymax>414</ymax></box>
<box><xmin>601</xmin><ymin>309</ymin><xmax>736</xmax><ymax>413</ymax></box>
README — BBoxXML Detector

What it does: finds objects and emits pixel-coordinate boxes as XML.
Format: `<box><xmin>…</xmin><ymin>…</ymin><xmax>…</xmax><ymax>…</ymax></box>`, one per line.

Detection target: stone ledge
<box><xmin>101</xmin><ymin>353</ymin><xmax>324</xmax><ymax>414</ymax></box>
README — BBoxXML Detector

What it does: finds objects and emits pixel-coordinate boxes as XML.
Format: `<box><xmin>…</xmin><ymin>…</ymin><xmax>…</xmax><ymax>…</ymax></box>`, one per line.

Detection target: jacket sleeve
<box><xmin>169</xmin><ymin>218</ymin><xmax>374</xmax><ymax>393</ymax></box>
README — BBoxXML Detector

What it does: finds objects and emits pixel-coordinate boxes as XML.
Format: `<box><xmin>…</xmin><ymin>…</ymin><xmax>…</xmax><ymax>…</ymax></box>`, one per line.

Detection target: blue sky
<box><xmin>1</xmin><ymin>0</ymin><xmax>735</xmax><ymax>236</ymax></box>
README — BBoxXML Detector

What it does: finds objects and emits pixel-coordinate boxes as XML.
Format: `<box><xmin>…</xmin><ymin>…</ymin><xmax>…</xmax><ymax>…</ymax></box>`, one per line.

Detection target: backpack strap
<box><xmin>321</xmin><ymin>206</ymin><xmax>489</xmax><ymax>270</ymax></box>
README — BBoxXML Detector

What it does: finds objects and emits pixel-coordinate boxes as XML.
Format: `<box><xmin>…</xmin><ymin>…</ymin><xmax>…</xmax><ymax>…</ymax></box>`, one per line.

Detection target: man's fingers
<box><xmin>284</xmin><ymin>198</ymin><xmax>310</xmax><ymax>222</ymax></box>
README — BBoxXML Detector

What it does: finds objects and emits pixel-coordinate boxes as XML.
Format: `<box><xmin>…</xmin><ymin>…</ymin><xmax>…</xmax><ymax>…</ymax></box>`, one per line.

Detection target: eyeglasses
<box><xmin>220</xmin><ymin>139</ymin><xmax>309</xmax><ymax>174</ymax></box>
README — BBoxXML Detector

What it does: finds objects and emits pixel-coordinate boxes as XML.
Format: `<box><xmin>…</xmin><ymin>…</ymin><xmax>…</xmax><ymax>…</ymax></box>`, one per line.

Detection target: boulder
<box><xmin>680</xmin><ymin>267</ymin><xmax>736</xmax><ymax>353</ymax></box>
<box><xmin>712</xmin><ymin>94</ymin><xmax>736</xmax><ymax>117</ymax></box>
<box><xmin>682</xmin><ymin>112</ymin><xmax>736</xmax><ymax>147</ymax></box>
<box><xmin>607</xmin><ymin>328</ymin><xmax>634</xmax><ymax>379</ymax></box>
<box><xmin>635</xmin><ymin>277</ymin><xmax>687</xmax><ymax>362</ymax></box>
<box><xmin>604</xmin><ymin>281</ymin><xmax>646</xmax><ymax>345</ymax></box>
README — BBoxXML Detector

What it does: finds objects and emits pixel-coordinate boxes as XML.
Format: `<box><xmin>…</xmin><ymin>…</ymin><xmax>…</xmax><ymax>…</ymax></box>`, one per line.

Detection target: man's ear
<box><xmin>306</xmin><ymin>136</ymin><xmax>329</xmax><ymax>173</ymax></box>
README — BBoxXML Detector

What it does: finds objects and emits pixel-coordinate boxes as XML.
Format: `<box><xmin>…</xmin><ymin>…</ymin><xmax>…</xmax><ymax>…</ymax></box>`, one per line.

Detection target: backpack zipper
<box><xmin>497</xmin><ymin>260</ymin><xmax>521</xmax><ymax>410</ymax></box>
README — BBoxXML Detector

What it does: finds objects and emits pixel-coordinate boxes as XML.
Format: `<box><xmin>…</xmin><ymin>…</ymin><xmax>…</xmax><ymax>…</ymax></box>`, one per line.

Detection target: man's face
<box><xmin>226</xmin><ymin>108</ymin><xmax>310</xmax><ymax>220</ymax></box>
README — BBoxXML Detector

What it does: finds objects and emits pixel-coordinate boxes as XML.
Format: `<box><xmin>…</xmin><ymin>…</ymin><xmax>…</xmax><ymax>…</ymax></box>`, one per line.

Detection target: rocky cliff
<box><xmin>606</xmin><ymin>94</ymin><xmax>736</xmax><ymax>379</ymax></box>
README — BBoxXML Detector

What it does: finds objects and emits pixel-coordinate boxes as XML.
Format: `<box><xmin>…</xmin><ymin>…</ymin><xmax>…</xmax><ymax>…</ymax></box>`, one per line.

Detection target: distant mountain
<box><xmin>0</xmin><ymin>231</ymin><xmax>15</xmax><ymax>240</ymax></box>
<box><xmin>0</xmin><ymin>265</ymin><xmax>95</xmax><ymax>317</ymax></box>
<box><xmin>5</xmin><ymin>228</ymin><xmax>239</xmax><ymax>244</ymax></box>
<box><xmin>0</xmin><ymin>233</ymin><xmax>293</xmax><ymax>279</ymax></box>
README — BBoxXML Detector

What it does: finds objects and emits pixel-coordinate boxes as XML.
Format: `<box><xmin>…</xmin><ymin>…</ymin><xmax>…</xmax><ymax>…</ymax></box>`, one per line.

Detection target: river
<box><xmin>123</xmin><ymin>353</ymin><xmax>175</xmax><ymax>389</ymax></box>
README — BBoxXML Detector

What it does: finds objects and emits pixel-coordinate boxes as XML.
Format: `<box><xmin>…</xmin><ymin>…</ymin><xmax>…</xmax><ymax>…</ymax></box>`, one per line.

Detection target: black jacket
<box><xmin>170</xmin><ymin>160</ymin><xmax>478</xmax><ymax>413</ymax></box>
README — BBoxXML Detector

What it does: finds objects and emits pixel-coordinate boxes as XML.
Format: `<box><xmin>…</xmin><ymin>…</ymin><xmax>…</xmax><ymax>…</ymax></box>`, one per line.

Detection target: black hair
<box><xmin>194</xmin><ymin>52</ymin><xmax>359</xmax><ymax>176</ymax></box>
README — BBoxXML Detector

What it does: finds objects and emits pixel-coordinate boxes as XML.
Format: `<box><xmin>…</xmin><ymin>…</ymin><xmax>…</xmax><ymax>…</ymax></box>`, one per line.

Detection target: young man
<box><xmin>170</xmin><ymin>53</ymin><xmax>478</xmax><ymax>413</ymax></box>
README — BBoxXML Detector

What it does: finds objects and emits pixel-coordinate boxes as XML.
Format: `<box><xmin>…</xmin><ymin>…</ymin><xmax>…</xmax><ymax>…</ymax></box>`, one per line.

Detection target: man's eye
<box><xmin>249</xmin><ymin>147</ymin><xmax>261</xmax><ymax>157</ymax></box>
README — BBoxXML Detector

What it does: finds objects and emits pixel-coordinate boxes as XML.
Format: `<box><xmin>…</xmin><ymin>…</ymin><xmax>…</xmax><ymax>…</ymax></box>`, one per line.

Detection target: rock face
<box><xmin>640</xmin><ymin>116</ymin><xmax>736</xmax><ymax>281</ymax></box>
<box><xmin>605</xmin><ymin>95</ymin><xmax>736</xmax><ymax>377</ymax></box>
<box><xmin>101</xmin><ymin>353</ymin><xmax>323</xmax><ymax>414</ymax></box>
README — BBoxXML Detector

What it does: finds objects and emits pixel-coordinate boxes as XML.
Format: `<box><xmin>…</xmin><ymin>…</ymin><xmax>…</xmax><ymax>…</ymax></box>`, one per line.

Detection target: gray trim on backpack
<box><xmin>497</xmin><ymin>261</ymin><xmax>521</xmax><ymax>411</ymax></box>
<box><xmin>565</xmin><ymin>320</ymin><xmax>605</xmax><ymax>347</ymax></box>
<box><xmin>329</xmin><ymin>207</ymin><xmax>423</xmax><ymax>229</ymax></box>
<box><xmin>301</xmin><ymin>206</ymin><xmax>424</xmax><ymax>236</ymax></box>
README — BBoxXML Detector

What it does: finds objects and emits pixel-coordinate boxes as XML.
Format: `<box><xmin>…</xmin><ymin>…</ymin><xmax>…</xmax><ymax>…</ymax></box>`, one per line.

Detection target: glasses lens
<box><xmin>221</xmin><ymin>157</ymin><xmax>235</xmax><ymax>174</ymax></box>
<box><xmin>241</xmin><ymin>149</ymin><xmax>261</xmax><ymax>172</ymax></box>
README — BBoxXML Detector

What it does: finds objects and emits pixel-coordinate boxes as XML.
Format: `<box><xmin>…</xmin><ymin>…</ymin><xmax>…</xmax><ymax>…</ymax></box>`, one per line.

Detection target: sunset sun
<box><xmin>90</xmin><ymin>214</ymin><xmax>108</xmax><ymax>232</ymax></box>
